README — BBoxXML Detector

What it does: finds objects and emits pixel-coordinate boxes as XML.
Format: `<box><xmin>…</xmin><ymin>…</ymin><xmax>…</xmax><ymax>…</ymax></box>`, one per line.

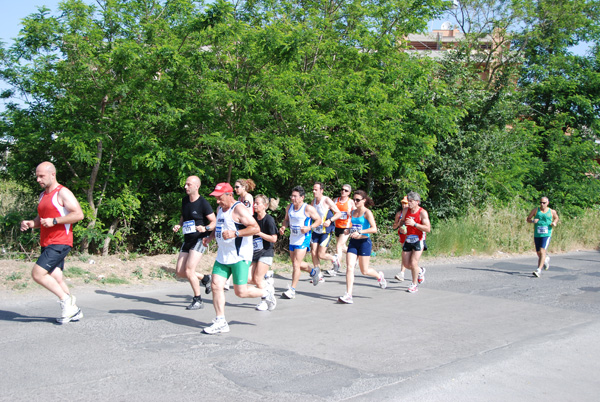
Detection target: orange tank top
<box><xmin>335</xmin><ymin>197</ymin><xmax>352</xmax><ymax>229</ymax></box>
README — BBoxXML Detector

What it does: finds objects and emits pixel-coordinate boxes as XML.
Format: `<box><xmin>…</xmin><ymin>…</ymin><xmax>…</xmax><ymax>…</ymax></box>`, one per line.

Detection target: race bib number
<box><xmin>340</xmin><ymin>211</ymin><xmax>348</xmax><ymax>220</ymax></box>
<box><xmin>215</xmin><ymin>226</ymin><xmax>223</xmax><ymax>239</ymax></box>
<box><xmin>536</xmin><ymin>226</ymin><xmax>549</xmax><ymax>235</ymax></box>
<box><xmin>406</xmin><ymin>235</ymin><xmax>419</xmax><ymax>244</ymax></box>
<box><xmin>313</xmin><ymin>223</ymin><xmax>323</xmax><ymax>234</ymax></box>
<box><xmin>182</xmin><ymin>220</ymin><xmax>196</xmax><ymax>235</ymax></box>
<box><xmin>253</xmin><ymin>237</ymin><xmax>263</xmax><ymax>251</ymax></box>
<box><xmin>291</xmin><ymin>225</ymin><xmax>301</xmax><ymax>235</ymax></box>
<box><xmin>351</xmin><ymin>223</ymin><xmax>362</xmax><ymax>233</ymax></box>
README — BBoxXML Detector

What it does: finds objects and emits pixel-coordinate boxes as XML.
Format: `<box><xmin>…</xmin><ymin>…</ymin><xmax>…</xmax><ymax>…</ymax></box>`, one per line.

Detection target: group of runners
<box><xmin>20</xmin><ymin>161</ymin><xmax>558</xmax><ymax>334</ymax></box>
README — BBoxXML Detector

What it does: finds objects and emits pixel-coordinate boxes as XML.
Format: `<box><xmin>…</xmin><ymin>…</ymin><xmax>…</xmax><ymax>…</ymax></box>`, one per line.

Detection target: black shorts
<box><xmin>36</xmin><ymin>245</ymin><xmax>72</xmax><ymax>272</ymax></box>
<box><xmin>334</xmin><ymin>227</ymin><xmax>348</xmax><ymax>237</ymax></box>
<box><xmin>181</xmin><ymin>237</ymin><xmax>207</xmax><ymax>253</ymax></box>
<box><xmin>403</xmin><ymin>239</ymin><xmax>428</xmax><ymax>252</ymax></box>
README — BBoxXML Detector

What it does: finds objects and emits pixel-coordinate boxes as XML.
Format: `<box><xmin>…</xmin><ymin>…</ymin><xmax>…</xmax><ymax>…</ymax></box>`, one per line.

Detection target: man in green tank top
<box><xmin>526</xmin><ymin>197</ymin><xmax>559</xmax><ymax>277</ymax></box>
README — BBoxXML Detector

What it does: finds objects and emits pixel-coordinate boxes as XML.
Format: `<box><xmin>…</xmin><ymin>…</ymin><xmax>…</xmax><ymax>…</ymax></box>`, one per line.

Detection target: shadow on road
<box><xmin>0</xmin><ymin>310</ymin><xmax>56</xmax><ymax>324</ymax></box>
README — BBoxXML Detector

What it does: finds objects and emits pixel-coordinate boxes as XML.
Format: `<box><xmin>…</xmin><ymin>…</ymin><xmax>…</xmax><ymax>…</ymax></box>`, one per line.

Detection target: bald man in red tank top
<box><xmin>20</xmin><ymin>162</ymin><xmax>84</xmax><ymax>323</ymax></box>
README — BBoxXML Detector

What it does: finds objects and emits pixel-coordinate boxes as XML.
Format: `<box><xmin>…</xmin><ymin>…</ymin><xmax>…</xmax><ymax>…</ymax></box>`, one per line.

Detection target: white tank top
<box><xmin>288</xmin><ymin>203</ymin><xmax>311</xmax><ymax>246</ymax></box>
<box><xmin>215</xmin><ymin>202</ymin><xmax>253</xmax><ymax>264</ymax></box>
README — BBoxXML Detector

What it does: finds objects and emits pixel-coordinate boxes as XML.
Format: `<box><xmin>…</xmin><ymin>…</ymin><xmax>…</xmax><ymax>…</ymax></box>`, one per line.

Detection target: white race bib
<box><xmin>253</xmin><ymin>237</ymin><xmax>263</xmax><ymax>251</ymax></box>
<box><xmin>215</xmin><ymin>226</ymin><xmax>223</xmax><ymax>239</ymax></box>
<box><xmin>406</xmin><ymin>235</ymin><xmax>419</xmax><ymax>244</ymax></box>
<box><xmin>291</xmin><ymin>225</ymin><xmax>301</xmax><ymax>235</ymax></box>
<box><xmin>536</xmin><ymin>226</ymin><xmax>549</xmax><ymax>235</ymax></box>
<box><xmin>340</xmin><ymin>211</ymin><xmax>348</xmax><ymax>220</ymax></box>
<box><xmin>182</xmin><ymin>220</ymin><xmax>196</xmax><ymax>235</ymax></box>
<box><xmin>351</xmin><ymin>223</ymin><xmax>362</xmax><ymax>233</ymax></box>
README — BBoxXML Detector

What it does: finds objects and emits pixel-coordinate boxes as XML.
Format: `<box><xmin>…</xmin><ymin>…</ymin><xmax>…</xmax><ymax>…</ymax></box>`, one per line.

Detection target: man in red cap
<box><xmin>202</xmin><ymin>183</ymin><xmax>276</xmax><ymax>334</ymax></box>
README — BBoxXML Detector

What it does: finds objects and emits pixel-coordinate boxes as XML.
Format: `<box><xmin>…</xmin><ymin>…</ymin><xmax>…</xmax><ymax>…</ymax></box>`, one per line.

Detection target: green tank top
<box><xmin>534</xmin><ymin>208</ymin><xmax>553</xmax><ymax>238</ymax></box>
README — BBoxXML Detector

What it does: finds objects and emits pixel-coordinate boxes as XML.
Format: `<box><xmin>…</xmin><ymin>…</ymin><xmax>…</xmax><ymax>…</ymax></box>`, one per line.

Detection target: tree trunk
<box><xmin>102</xmin><ymin>218</ymin><xmax>120</xmax><ymax>256</ymax></box>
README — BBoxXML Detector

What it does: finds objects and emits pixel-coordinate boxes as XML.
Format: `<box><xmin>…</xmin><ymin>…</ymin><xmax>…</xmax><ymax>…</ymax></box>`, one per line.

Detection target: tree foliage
<box><xmin>1</xmin><ymin>0</ymin><xmax>598</xmax><ymax>253</ymax></box>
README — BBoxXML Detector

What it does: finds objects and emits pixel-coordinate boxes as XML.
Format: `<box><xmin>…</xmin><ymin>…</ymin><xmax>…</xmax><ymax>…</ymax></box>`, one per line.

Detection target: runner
<box><xmin>202</xmin><ymin>183</ymin><xmax>276</xmax><ymax>334</ymax></box>
<box><xmin>329</xmin><ymin>184</ymin><xmax>355</xmax><ymax>276</ymax></box>
<box><xmin>250</xmin><ymin>195</ymin><xmax>279</xmax><ymax>311</ymax></box>
<box><xmin>338</xmin><ymin>190</ymin><xmax>385</xmax><ymax>304</ymax></box>
<box><xmin>399</xmin><ymin>192</ymin><xmax>431</xmax><ymax>293</ymax></box>
<box><xmin>526</xmin><ymin>196</ymin><xmax>559</xmax><ymax>277</ymax></box>
<box><xmin>20</xmin><ymin>162</ymin><xmax>84</xmax><ymax>323</ymax></box>
<box><xmin>393</xmin><ymin>196</ymin><xmax>409</xmax><ymax>281</ymax></box>
<box><xmin>172</xmin><ymin>176</ymin><xmax>216</xmax><ymax>310</ymax></box>
<box><xmin>310</xmin><ymin>182</ymin><xmax>341</xmax><ymax>284</ymax></box>
<box><xmin>279</xmin><ymin>186</ymin><xmax>323</xmax><ymax>299</ymax></box>
<box><xmin>226</xmin><ymin>178</ymin><xmax>256</xmax><ymax>291</ymax></box>
<box><xmin>235</xmin><ymin>178</ymin><xmax>255</xmax><ymax>212</ymax></box>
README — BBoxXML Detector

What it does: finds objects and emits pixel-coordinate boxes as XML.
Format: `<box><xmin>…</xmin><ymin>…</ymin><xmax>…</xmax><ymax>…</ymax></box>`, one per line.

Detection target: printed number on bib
<box><xmin>340</xmin><ymin>212</ymin><xmax>348</xmax><ymax>220</ymax></box>
<box><xmin>536</xmin><ymin>226</ymin><xmax>549</xmax><ymax>235</ymax></box>
<box><xmin>215</xmin><ymin>226</ymin><xmax>223</xmax><ymax>239</ymax></box>
<box><xmin>351</xmin><ymin>223</ymin><xmax>363</xmax><ymax>233</ymax></box>
<box><xmin>253</xmin><ymin>237</ymin><xmax>263</xmax><ymax>251</ymax></box>
<box><xmin>406</xmin><ymin>234</ymin><xmax>419</xmax><ymax>244</ymax></box>
<box><xmin>291</xmin><ymin>225</ymin><xmax>301</xmax><ymax>235</ymax></box>
<box><xmin>182</xmin><ymin>220</ymin><xmax>196</xmax><ymax>235</ymax></box>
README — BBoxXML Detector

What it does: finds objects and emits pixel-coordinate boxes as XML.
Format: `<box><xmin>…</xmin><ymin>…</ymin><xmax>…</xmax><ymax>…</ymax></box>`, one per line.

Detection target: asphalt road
<box><xmin>1</xmin><ymin>250</ymin><xmax>599</xmax><ymax>401</ymax></box>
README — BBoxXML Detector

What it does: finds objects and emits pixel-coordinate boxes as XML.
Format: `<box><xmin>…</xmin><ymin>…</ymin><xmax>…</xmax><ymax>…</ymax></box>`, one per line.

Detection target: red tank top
<box><xmin>405</xmin><ymin>207</ymin><xmax>424</xmax><ymax>241</ymax></box>
<box><xmin>38</xmin><ymin>185</ymin><xmax>73</xmax><ymax>247</ymax></box>
<box><xmin>397</xmin><ymin>212</ymin><xmax>407</xmax><ymax>243</ymax></box>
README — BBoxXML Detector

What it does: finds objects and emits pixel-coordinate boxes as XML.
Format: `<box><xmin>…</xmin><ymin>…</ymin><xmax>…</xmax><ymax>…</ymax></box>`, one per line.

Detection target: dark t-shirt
<box><xmin>181</xmin><ymin>196</ymin><xmax>213</xmax><ymax>242</ymax></box>
<box><xmin>253</xmin><ymin>213</ymin><xmax>277</xmax><ymax>259</ymax></box>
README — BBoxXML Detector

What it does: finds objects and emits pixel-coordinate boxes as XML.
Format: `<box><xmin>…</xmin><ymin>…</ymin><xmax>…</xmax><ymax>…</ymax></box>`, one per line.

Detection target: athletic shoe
<box><xmin>310</xmin><ymin>267</ymin><xmax>321</xmax><ymax>286</ymax></box>
<box><xmin>282</xmin><ymin>285</ymin><xmax>296</xmax><ymax>299</ymax></box>
<box><xmin>224</xmin><ymin>278</ymin><xmax>231</xmax><ymax>291</ymax></box>
<box><xmin>264</xmin><ymin>270</ymin><xmax>275</xmax><ymax>287</ymax></box>
<box><xmin>203</xmin><ymin>318</ymin><xmax>230</xmax><ymax>334</ymax></box>
<box><xmin>544</xmin><ymin>256</ymin><xmax>550</xmax><ymax>270</ymax></box>
<box><xmin>533</xmin><ymin>269</ymin><xmax>541</xmax><ymax>277</ymax></box>
<box><xmin>338</xmin><ymin>293</ymin><xmax>353</xmax><ymax>304</ymax></box>
<box><xmin>407</xmin><ymin>283</ymin><xmax>418</xmax><ymax>293</ymax></box>
<box><xmin>56</xmin><ymin>295</ymin><xmax>83</xmax><ymax>324</ymax></box>
<box><xmin>310</xmin><ymin>273</ymin><xmax>325</xmax><ymax>284</ymax></box>
<box><xmin>186</xmin><ymin>296</ymin><xmax>204</xmax><ymax>310</ymax></box>
<box><xmin>255</xmin><ymin>300</ymin><xmax>268</xmax><ymax>311</ymax></box>
<box><xmin>394</xmin><ymin>271</ymin><xmax>405</xmax><ymax>282</ymax></box>
<box><xmin>265</xmin><ymin>288</ymin><xmax>277</xmax><ymax>311</ymax></box>
<box><xmin>378</xmin><ymin>271</ymin><xmax>387</xmax><ymax>289</ymax></box>
<box><xmin>324</xmin><ymin>269</ymin><xmax>337</xmax><ymax>277</ymax></box>
<box><xmin>332</xmin><ymin>256</ymin><xmax>341</xmax><ymax>272</ymax></box>
<box><xmin>418</xmin><ymin>267</ymin><xmax>426</xmax><ymax>284</ymax></box>
<box><xmin>201</xmin><ymin>274</ymin><xmax>212</xmax><ymax>294</ymax></box>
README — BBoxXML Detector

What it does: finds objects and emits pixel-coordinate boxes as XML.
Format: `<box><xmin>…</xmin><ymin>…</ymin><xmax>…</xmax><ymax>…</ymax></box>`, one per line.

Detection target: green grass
<box><xmin>420</xmin><ymin>204</ymin><xmax>600</xmax><ymax>258</ymax></box>
<box><xmin>5</xmin><ymin>272</ymin><xmax>23</xmax><ymax>281</ymax></box>
<box><xmin>132</xmin><ymin>267</ymin><xmax>143</xmax><ymax>279</ymax></box>
<box><xmin>99</xmin><ymin>275</ymin><xmax>129</xmax><ymax>285</ymax></box>
<box><xmin>65</xmin><ymin>266</ymin><xmax>92</xmax><ymax>278</ymax></box>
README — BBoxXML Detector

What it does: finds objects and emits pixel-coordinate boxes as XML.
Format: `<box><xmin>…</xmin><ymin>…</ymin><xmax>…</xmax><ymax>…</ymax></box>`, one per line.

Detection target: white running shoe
<box><xmin>378</xmin><ymin>271</ymin><xmax>387</xmax><ymax>289</ymax></box>
<box><xmin>264</xmin><ymin>288</ymin><xmax>277</xmax><ymax>311</ymax></box>
<box><xmin>282</xmin><ymin>285</ymin><xmax>296</xmax><ymax>299</ymax></box>
<box><xmin>332</xmin><ymin>256</ymin><xmax>341</xmax><ymax>272</ymax></box>
<box><xmin>324</xmin><ymin>269</ymin><xmax>337</xmax><ymax>277</ymax></box>
<box><xmin>533</xmin><ymin>269</ymin><xmax>541</xmax><ymax>277</ymax></box>
<box><xmin>57</xmin><ymin>295</ymin><xmax>83</xmax><ymax>324</ymax></box>
<box><xmin>338</xmin><ymin>293</ymin><xmax>353</xmax><ymax>304</ymax></box>
<box><xmin>394</xmin><ymin>271</ymin><xmax>405</xmax><ymax>282</ymax></box>
<box><xmin>544</xmin><ymin>256</ymin><xmax>550</xmax><ymax>270</ymax></box>
<box><xmin>407</xmin><ymin>283</ymin><xmax>418</xmax><ymax>293</ymax></box>
<box><xmin>255</xmin><ymin>300</ymin><xmax>268</xmax><ymax>311</ymax></box>
<box><xmin>310</xmin><ymin>268</ymin><xmax>322</xmax><ymax>286</ymax></box>
<box><xmin>224</xmin><ymin>278</ymin><xmax>231</xmax><ymax>291</ymax></box>
<box><xmin>203</xmin><ymin>318</ymin><xmax>230</xmax><ymax>334</ymax></box>
<box><xmin>418</xmin><ymin>267</ymin><xmax>426</xmax><ymax>284</ymax></box>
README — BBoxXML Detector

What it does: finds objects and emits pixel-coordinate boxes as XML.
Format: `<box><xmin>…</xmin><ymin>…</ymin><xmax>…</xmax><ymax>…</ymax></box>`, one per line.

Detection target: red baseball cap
<box><xmin>209</xmin><ymin>182</ymin><xmax>233</xmax><ymax>196</ymax></box>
